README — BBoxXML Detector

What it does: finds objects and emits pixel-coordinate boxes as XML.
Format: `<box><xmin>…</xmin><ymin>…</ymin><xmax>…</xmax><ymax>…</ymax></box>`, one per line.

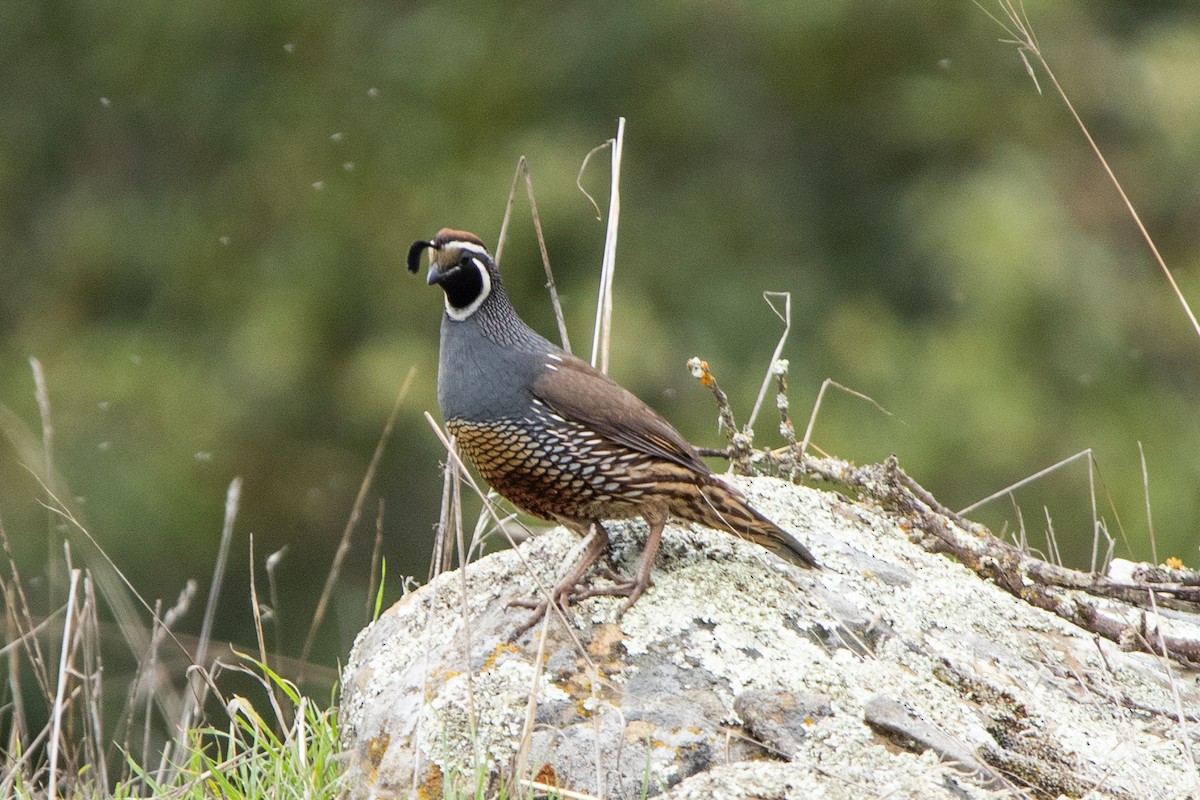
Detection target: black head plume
<box><xmin>407</xmin><ymin>239</ymin><xmax>437</xmax><ymax>274</ymax></box>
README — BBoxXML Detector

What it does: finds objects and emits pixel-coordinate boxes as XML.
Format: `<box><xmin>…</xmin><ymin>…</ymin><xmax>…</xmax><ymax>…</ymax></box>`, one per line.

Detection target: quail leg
<box><xmin>568</xmin><ymin>505</ymin><xmax>666</xmax><ymax>614</ymax></box>
<box><xmin>511</xmin><ymin>522</ymin><xmax>611</xmax><ymax>636</ymax></box>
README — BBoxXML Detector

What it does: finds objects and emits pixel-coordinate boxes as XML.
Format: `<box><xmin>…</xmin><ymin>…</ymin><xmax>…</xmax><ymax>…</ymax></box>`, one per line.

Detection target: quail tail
<box><xmin>683</xmin><ymin>479</ymin><xmax>820</xmax><ymax>569</ymax></box>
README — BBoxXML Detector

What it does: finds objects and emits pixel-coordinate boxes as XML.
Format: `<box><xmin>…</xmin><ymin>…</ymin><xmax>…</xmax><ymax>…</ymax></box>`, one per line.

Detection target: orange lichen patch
<box><xmin>625</xmin><ymin>719</ymin><xmax>657</xmax><ymax>743</ymax></box>
<box><xmin>1165</xmin><ymin>556</ymin><xmax>1184</xmax><ymax>569</ymax></box>
<box><xmin>366</xmin><ymin>733</ymin><xmax>391</xmax><ymax>776</ymax></box>
<box><xmin>534</xmin><ymin>763</ymin><xmax>558</xmax><ymax>788</ymax></box>
<box><xmin>416</xmin><ymin>764</ymin><xmax>443</xmax><ymax>799</ymax></box>
<box><xmin>484</xmin><ymin>641</ymin><xmax>520</xmax><ymax>672</ymax></box>
<box><xmin>426</xmin><ymin>669</ymin><xmax>462</xmax><ymax>701</ymax></box>
<box><xmin>574</xmin><ymin>697</ymin><xmax>594</xmax><ymax>719</ymax></box>
<box><xmin>587</xmin><ymin>623</ymin><xmax>625</xmax><ymax>661</ymax></box>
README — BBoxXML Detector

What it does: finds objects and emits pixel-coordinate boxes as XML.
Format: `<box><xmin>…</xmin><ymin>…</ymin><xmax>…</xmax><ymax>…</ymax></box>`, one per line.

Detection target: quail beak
<box><xmin>424</xmin><ymin>250</ymin><xmax>462</xmax><ymax>288</ymax></box>
<box><xmin>425</xmin><ymin>253</ymin><xmax>455</xmax><ymax>287</ymax></box>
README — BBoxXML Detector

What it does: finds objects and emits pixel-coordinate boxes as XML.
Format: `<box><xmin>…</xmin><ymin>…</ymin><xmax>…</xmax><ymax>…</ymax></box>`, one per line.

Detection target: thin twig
<box><xmin>496</xmin><ymin>159</ymin><xmax>521</xmax><ymax>262</ymax></box>
<box><xmin>497</xmin><ymin>156</ymin><xmax>573</xmax><ymax>352</ymax></box>
<box><xmin>131</xmin><ymin>597</ymin><xmax>163</xmax><ymax>779</ymax></box>
<box><xmin>514</xmin><ymin>610</ymin><xmax>552</xmax><ymax>789</ymax></box>
<box><xmin>576</xmin><ymin>143</ymin><xmax>609</xmax><ymax>222</ymax></box>
<box><xmin>1012</xmin><ymin>498</ymin><xmax>1029</xmax><ymax>559</ymax></box>
<box><xmin>798</xmin><ymin>379</ymin><xmax>897</xmax><ymax>462</ymax></box>
<box><xmin>746</xmin><ymin>292</ymin><xmax>791</xmax><ymax>433</ymax></box>
<box><xmin>687</xmin><ymin>358</ymin><xmax>751</xmax><ymax>469</ymax></box>
<box><xmin>525</xmin><ymin>162</ymin><xmax>571</xmax><ymax>354</ymax></box>
<box><xmin>365</xmin><ymin>499</ymin><xmax>385</xmax><ymax>624</ymax></box>
<box><xmin>1044</xmin><ymin>506</ymin><xmax>1062</xmax><ymax>568</ymax></box>
<box><xmin>1139</xmin><ymin>441</ymin><xmax>1156</xmax><ymax>565</ymax></box>
<box><xmin>301</xmin><ymin>365</ymin><xmax>416</xmax><ymax>670</ymax></box>
<box><xmin>450</xmin><ymin>448</ymin><xmax>482</xmax><ymax>775</ymax></box>
<box><xmin>431</xmin><ymin>451</ymin><xmax>455</xmax><ymax>581</ymax></box>
<box><xmin>957</xmin><ymin>449</ymin><xmax>1091</xmax><ymax>516</ymax></box>
<box><xmin>977</xmin><ymin>0</ymin><xmax>1200</xmax><ymax>341</ymax></box>
<box><xmin>0</xmin><ymin>615</ymin><xmax>26</xmax><ymax>784</ymax></box>
<box><xmin>773</xmin><ymin>360</ymin><xmax>798</xmax><ymax>452</ymax></box>
<box><xmin>30</xmin><ymin>356</ymin><xmax>64</xmax><ymax>670</ymax></box>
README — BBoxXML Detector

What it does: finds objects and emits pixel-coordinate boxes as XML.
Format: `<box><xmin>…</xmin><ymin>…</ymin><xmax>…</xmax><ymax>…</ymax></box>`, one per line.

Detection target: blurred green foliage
<box><xmin>2</xmin><ymin>0</ymin><xmax>1199</xmax><ymax>663</ymax></box>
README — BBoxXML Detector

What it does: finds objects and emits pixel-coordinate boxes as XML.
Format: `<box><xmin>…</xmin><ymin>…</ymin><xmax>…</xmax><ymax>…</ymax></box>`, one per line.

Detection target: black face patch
<box><xmin>439</xmin><ymin>255</ymin><xmax>486</xmax><ymax>311</ymax></box>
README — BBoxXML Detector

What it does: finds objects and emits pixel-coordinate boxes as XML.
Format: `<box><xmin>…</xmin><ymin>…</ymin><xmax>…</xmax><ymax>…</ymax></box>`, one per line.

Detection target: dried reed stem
<box><xmin>47</xmin><ymin>567</ymin><xmax>82</xmax><ymax>800</ymax></box>
<box><xmin>590</xmin><ymin>117</ymin><xmax>625</xmax><ymax>373</ymax></box>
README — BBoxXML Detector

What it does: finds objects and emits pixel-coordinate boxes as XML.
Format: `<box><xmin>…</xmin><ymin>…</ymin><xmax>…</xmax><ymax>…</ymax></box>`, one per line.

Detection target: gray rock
<box><xmin>339</xmin><ymin>476</ymin><xmax>1200</xmax><ymax>799</ymax></box>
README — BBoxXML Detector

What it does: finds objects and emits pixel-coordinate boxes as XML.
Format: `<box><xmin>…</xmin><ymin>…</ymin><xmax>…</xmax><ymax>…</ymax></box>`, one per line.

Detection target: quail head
<box><xmin>409</xmin><ymin>228</ymin><xmax>818</xmax><ymax>632</ymax></box>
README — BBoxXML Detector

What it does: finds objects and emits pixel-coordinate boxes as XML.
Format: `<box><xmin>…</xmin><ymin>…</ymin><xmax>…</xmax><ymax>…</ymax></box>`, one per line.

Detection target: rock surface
<box><xmin>339</xmin><ymin>475</ymin><xmax>1200</xmax><ymax>799</ymax></box>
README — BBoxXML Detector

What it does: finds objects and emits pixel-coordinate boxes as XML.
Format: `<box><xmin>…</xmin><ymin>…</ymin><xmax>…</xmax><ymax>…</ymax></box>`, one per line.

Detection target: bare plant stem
<box><xmin>497</xmin><ymin>156</ymin><xmax>573</xmax><ymax>353</ymax></box>
<box><xmin>174</xmin><ymin>476</ymin><xmax>242</xmax><ymax>772</ymax></box>
<box><xmin>806</xmin><ymin>453</ymin><xmax>1200</xmax><ymax>665</ymax></box>
<box><xmin>366</xmin><ymin>499</ymin><xmax>385</xmax><ymax>623</ymax></box>
<box><xmin>47</xmin><ymin>567</ymin><xmax>82</xmax><ymax>800</ymax></box>
<box><xmin>301</xmin><ymin>365</ymin><xmax>416</xmax><ymax>671</ymax></box>
<box><xmin>687</xmin><ymin>358</ymin><xmax>752</xmax><ymax>470</ymax></box>
<box><xmin>1139</xmin><ymin>442</ymin><xmax>1156</xmax><ymax>565</ymax></box>
<box><xmin>590</xmin><ymin>117</ymin><xmax>625</xmax><ymax>374</ymax></box>
<box><xmin>746</xmin><ymin>292</ymin><xmax>792</xmax><ymax>433</ymax></box>
<box><xmin>977</xmin><ymin>0</ymin><xmax>1200</xmax><ymax>341</ymax></box>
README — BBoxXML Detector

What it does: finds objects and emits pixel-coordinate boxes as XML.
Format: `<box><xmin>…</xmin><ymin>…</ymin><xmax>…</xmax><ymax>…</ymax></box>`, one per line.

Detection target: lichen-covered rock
<box><xmin>339</xmin><ymin>476</ymin><xmax>1200</xmax><ymax>799</ymax></box>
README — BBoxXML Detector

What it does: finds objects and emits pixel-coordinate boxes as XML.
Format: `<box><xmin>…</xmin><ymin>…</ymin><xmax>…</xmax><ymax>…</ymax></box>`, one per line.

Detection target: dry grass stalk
<box><xmin>172</xmin><ymin>475</ymin><xmax>242</xmax><ymax>777</ymax></box>
<box><xmin>46</xmin><ymin>566</ymin><xmax>81</xmax><ymax>799</ymax></box>
<box><xmin>497</xmin><ymin>155</ymin><xmax>573</xmax><ymax>353</ymax></box>
<box><xmin>301</xmin><ymin>364</ymin><xmax>416</xmax><ymax>670</ymax></box>
<box><xmin>586</xmin><ymin>117</ymin><xmax>625</xmax><ymax>374</ymax></box>
<box><xmin>976</xmin><ymin>0</ymin><xmax>1200</xmax><ymax>341</ymax></box>
<box><xmin>1138</xmin><ymin>441</ymin><xmax>1156</xmax><ymax>565</ymax></box>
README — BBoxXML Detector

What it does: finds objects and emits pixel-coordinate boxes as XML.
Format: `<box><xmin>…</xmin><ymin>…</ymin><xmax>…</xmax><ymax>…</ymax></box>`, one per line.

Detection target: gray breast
<box><xmin>437</xmin><ymin>312</ymin><xmax>551</xmax><ymax>422</ymax></box>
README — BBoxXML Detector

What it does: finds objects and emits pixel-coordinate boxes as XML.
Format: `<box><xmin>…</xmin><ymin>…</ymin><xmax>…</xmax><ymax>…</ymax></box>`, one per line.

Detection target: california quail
<box><xmin>409</xmin><ymin>228</ymin><xmax>818</xmax><ymax>630</ymax></box>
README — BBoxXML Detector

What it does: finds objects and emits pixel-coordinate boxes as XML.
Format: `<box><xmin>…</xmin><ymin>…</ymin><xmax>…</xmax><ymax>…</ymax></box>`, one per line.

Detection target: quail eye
<box><xmin>459</xmin><ymin>254</ymin><xmax>473</xmax><ymax>268</ymax></box>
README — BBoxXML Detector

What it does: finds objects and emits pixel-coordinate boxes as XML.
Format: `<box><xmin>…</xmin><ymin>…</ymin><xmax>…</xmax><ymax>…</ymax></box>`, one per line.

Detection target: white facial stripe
<box><xmin>444</xmin><ymin>257</ymin><xmax>492</xmax><ymax>321</ymax></box>
<box><xmin>449</xmin><ymin>241</ymin><xmax>489</xmax><ymax>257</ymax></box>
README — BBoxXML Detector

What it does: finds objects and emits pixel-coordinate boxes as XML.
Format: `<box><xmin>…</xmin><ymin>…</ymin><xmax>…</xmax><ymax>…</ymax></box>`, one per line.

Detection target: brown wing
<box><xmin>530</xmin><ymin>351</ymin><xmax>713</xmax><ymax>477</ymax></box>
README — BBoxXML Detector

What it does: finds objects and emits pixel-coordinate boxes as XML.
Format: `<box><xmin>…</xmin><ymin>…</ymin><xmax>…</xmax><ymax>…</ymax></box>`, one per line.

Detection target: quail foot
<box><xmin>409</xmin><ymin>228</ymin><xmax>818</xmax><ymax>634</ymax></box>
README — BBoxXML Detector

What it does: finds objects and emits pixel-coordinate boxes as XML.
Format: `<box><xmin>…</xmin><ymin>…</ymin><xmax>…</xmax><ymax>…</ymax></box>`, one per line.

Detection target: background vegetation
<box><xmin>2</xmin><ymin>0</ymin><xmax>1198</xmax><ymax>723</ymax></box>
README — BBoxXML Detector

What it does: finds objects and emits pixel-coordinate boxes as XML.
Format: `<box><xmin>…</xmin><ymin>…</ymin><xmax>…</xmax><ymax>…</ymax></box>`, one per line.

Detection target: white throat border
<box><xmin>444</xmin><ymin>255</ymin><xmax>492</xmax><ymax>321</ymax></box>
